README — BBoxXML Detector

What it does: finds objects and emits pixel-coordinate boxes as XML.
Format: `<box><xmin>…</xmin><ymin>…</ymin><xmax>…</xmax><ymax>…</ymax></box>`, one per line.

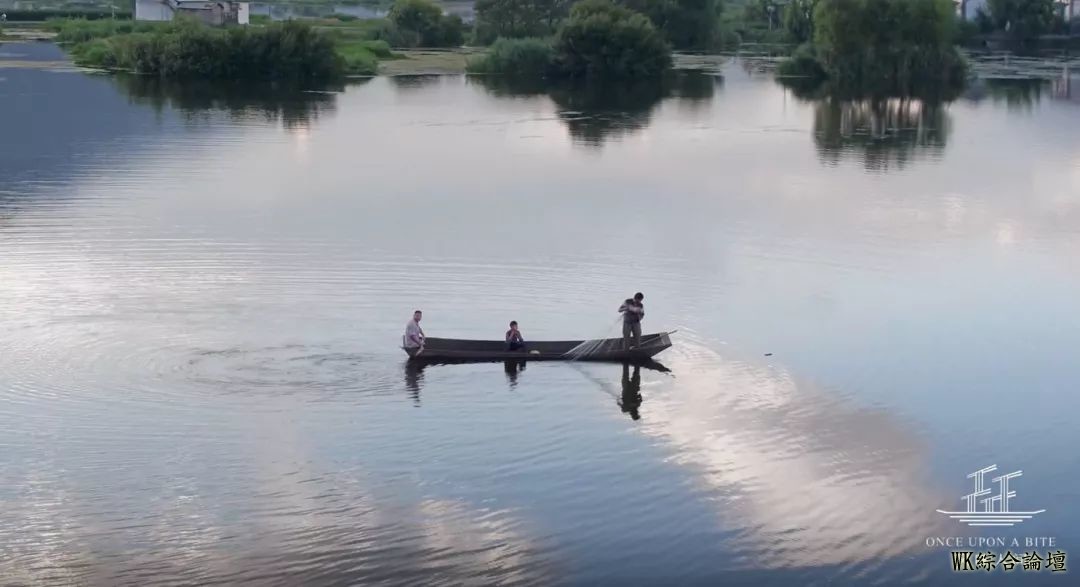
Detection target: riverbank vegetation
<box><xmin>290</xmin><ymin>0</ymin><xmax>464</xmax><ymax>48</ymax></box>
<box><xmin>30</xmin><ymin>0</ymin><xmax>1076</xmax><ymax>84</ymax></box>
<box><xmin>467</xmin><ymin>37</ymin><xmax>554</xmax><ymax>76</ymax></box>
<box><xmin>473</xmin><ymin>0</ymin><xmax>734</xmax><ymax>50</ymax></box>
<box><xmin>53</xmin><ymin>19</ymin><xmax>356</xmax><ymax>79</ymax></box>
<box><xmin>468</xmin><ymin>0</ymin><xmax>671</xmax><ymax>78</ymax></box>
<box><xmin>777</xmin><ymin>0</ymin><xmax>967</xmax><ymax>96</ymax></box>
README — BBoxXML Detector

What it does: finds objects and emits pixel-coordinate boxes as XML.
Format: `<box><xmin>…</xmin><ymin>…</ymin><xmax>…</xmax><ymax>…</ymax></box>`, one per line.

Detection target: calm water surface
<box><xmin>2</xmin><ymin>43</ymin><xmax>1080</xmax><ymax>585</ymax></box>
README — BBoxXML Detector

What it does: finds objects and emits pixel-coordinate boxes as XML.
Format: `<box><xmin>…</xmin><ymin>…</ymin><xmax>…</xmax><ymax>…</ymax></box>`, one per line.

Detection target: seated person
<box><xmin>506</xmin><ymin>320</ymin><xmax>525</xmax><ymax>351</ymax></box>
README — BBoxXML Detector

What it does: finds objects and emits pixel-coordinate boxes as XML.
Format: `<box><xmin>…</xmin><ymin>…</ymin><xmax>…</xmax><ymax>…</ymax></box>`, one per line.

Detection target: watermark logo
<box><xmin>936</xmin><ymin>464</ymin><xmax>1046</xmax><ymax>527</ymax></box>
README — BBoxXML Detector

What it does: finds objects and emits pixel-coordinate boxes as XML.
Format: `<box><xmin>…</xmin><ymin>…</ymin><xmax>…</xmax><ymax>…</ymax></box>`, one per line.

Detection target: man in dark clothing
<box><xmin>506</xmin><ymin>320</ymin><xmax>525</xmax><ymax>351</ymax></box>
<box><xmin>618</xmin><ymin>292</ymin><xmax>645</xmax><ymax>350</ymax></box>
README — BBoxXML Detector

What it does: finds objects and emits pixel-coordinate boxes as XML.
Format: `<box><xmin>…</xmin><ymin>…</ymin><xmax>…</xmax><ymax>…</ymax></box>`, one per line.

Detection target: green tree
<box><xmin>783</xmin><ymin>0</ymin><xmax>817</xmax><ymax>43</ymax></box>
<box><xmin>473</xmin><ymin>0</ymin><xmax>572</xmax><ymax>44</ymax></box>
<box><xmin>743</xmin><ymin>0</ymin><xmax>782</xmax><ymax>29</ymax></box>
<box><xmin>986</xmin><ymin>0</ymin><xmax>1056</xmax><ymax>40</ymax></box>
<box><xmin>388</xmin><ymin>0</ymin><xmax>464</xmax><ymax>47</ymax></box>
<box><xmin>619</xmin><ymin>0</ymin><xmax>725</xmax><ymax>50</ymax></box>
<box><xmin>801</xmin><ymin>0</ymin><xmax>965</xmax><ymax>95</ymax></box>
<box><xmin>553</xmin><ymin>0</ymin><xmax>672</xmax><ymax>78</ymax></box>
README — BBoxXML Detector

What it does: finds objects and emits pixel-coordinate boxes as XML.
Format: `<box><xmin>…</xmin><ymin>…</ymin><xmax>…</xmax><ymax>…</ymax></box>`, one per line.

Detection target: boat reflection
<box><xmin>404</xmin><ymin>359</ymin><xmax>670</xmax><ymax>405</ymax></box>
<box><xmin>567</xmin><ymin>360</ymin><xmax>671</xmax><ymax>420</ymax></box>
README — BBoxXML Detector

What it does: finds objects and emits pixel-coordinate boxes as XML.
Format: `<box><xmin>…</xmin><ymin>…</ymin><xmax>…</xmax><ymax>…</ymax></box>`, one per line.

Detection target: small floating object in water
<box><xmin>764</xmin><ymin>353</ymin><xmax>773</xmax><ymax>357</ymax></box>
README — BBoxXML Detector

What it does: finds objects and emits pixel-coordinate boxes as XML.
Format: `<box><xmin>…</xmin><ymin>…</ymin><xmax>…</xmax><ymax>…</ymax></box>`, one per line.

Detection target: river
<box><xmin>2</xmin><ymin>42</ymin><xmax>1079</xmax><ymax>585</ymax></box>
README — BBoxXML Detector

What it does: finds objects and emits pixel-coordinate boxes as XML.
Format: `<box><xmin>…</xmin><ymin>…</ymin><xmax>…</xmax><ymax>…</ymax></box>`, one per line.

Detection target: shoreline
<box><xmin>1</xmin><ymin>35</ymin><xmax>731</xmax><ymax>76</ymax></box>
<box><xmin>4</xmin><ymin>35</ymin><xmax>1076</xmax><ymax>80</ymax></box>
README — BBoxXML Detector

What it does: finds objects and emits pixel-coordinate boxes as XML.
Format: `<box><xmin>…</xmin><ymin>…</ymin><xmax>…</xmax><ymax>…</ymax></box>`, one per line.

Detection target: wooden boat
<box><xmin>403</xmin><ymin>332</ymin><xmax>673</xmax><ymax>363</ymax></box>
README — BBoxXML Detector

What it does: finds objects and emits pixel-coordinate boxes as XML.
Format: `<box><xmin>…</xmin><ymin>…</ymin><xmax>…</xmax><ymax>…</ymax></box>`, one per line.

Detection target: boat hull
<box><xmin>403</xmin><ymin>332</ymin><xmax>672</xmax><ymax>363</ymax></box>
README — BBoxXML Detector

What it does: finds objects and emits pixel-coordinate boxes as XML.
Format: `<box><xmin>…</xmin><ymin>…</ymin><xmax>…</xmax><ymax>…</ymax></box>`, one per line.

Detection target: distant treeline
<box><xmin>0</xmin><ymin>9</ymin><xmax>132</xmax><ymax>21</ymax></box>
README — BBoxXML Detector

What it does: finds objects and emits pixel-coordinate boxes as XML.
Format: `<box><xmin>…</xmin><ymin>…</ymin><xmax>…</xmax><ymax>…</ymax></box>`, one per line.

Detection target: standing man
<box><xmin>403</xmin><ymin>310</ymin><xmax>425</xmax><ymax>353</ymax></box>
<box><xmin>618</xmin><ymin>292</ymin><xmax>645</xmax><ymax>350</ymax></box>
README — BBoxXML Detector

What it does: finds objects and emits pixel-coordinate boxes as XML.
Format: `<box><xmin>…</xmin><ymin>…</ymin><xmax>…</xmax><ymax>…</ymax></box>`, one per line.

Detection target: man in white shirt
<box><xmin>404</xmin><ymin>310</ymin><xmax>425</xmax><ymax>352</ymax></box>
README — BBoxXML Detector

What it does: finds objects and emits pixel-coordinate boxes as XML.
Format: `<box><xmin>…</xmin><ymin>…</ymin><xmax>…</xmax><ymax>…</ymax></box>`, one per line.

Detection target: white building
<box><xmin>135</xmin><ymin>0</ymin><xmax>250</xmax><ymax>26</ymax></box>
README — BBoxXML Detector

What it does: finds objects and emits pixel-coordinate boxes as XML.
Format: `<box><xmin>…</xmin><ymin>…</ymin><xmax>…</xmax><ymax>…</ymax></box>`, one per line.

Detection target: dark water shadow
<box><xmin>962</xmin><ymin>77</ymin><xmax>1050</xmax><ymax>111</ymax></box>
<box><xmin>561</xmin><ymin>360</ymin><xmax>672</xmax><ymax>421</ymax></box>
<box><xmin>504</xmin><ymin>359</ymin><xmax>527</xmax><ymax>387</ymax></box>
<box><xmin>405</xmin><ymin>358</ymin><xmax>670</xmax><ymax>406</ymax></box>
<box><xmin>471</xmin><ymin>72</ymin><xmax>721</xmax><ymax>147</ymax></box>
<box><xmin>404</xmin><ymin>360</ymin><xmax>424</xmax><ymax>406</ymax></box>
<box><xmin>619</xmin><ymin>363</ymin><xmax>643</xmax><ymax>420</ymax></box>
<box><xmin>781</xmin><ymin>77</ymin><xmax>959</xmax><ymax>172</ymax></box>
<box><xmin>112</xmin><ymin>75</ymin><xmax>361</xmax><ymax>130</ymax></box>
<box><xmin>389</xmin><ymin>74</ymin><xmax>444</xmax><ymax>93</ymax></box>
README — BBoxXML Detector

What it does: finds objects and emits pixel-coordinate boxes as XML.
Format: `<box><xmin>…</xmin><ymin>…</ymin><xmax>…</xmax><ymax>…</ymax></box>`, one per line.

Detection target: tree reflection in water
<box><xmin>963</xmin><ymin>77</ymin><xmax>1049</xmax><ymax>111</ymax></box>
<box><xmin>389</xmin><ymin>75</ymin><xmax>444</xmax><ymax>94</ymax></box>
<box><xmin>472</xmin><ymin>71</ymin><xmax>720</xmax><ymax>147</ymax></box>
<box><xmin>112</xmin><ymin>74</ymin><xmax>351</xmax><ymax>131</ymax></box>
<box><xmin>812</xmin><ymin>97</ymin><xmax>950</xmax><ymax>172</ymax></box>
<box><xmin>782</xmin><ymin>76</ymin><xmax>960</xmax><ymax>172</ymax></box>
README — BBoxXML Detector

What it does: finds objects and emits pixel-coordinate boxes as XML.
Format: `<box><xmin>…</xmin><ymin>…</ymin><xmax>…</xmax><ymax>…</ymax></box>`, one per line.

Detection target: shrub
<box><xmin>360</xmin><ymin>39</ymin><xmax>395</xmax><ymax>58</ymax></box>
<box><xmin>69</xmin><ymin>38</ymin><xmax>122</xmax><ymax>68</ymax></box>
<box><xmin>68</xmin><ymin>20</ymin><xmax>345</xmax><ymax>81</ymax></box>
<box><xmin>776</xmin><ymin>42</ymin><xmax>825</xmax><ymax>79</ymax></box>
<box><xmin>552</xmin><ymin>0</ymin><xmax>671</xmax><ymax>78</ymax></box>
<box><xmin>467</xmin><ymin>37</ymin><xmax>554</xmax><ymax>76</ymax></box>
<box><xmin>338</xmin><ymin>41</ymin><xmax>379</xmax><ymax>74</ymax></box>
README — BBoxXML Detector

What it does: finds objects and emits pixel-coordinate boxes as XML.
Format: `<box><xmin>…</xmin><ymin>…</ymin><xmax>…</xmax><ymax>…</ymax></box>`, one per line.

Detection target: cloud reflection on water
<box><xmin>632</xmin><ymin>336</ymin><xmax>952</xmax><ymax>575</ymax></box>
<box><xmin>0</xmin><ymin>403</ymin><xmax>553</xmax><ymax>585</ymax></box>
